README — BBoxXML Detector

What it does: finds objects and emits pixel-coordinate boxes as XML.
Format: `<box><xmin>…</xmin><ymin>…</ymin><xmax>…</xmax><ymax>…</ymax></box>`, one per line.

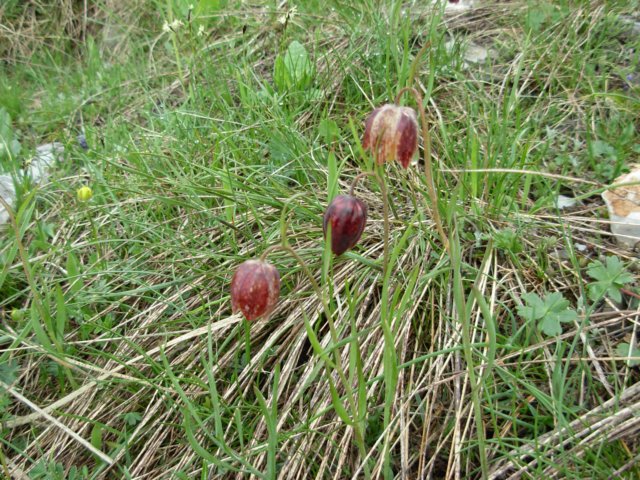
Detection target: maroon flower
<box><xmin>323</xmin><ymin>195</ymin><xmax>368</xmax><ymax>255</ymax></box>
<box><xmin>362</xmin><ymin>104</ymin><xmax>419</xmax><ymax>169</ymax></box>
<box><xmin>231</xmin><ymin>260</ymin><xmax>280</xmax><ymax>321</ymax></box>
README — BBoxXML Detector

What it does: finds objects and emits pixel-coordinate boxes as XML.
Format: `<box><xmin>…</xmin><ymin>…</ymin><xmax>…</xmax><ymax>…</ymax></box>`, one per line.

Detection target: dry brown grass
<box><xmin>1</xmin><ymin>1</ymin><xmax>639</xmax><ymax>479</ymax></box>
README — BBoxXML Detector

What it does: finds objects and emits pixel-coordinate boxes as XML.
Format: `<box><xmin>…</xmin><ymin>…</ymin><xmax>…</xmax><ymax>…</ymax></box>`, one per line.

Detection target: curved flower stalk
<box><xmin>230</xmin><ymin>192</ymin><xmax>305</xmax><ymax>322</ymax></box>
<box><xmin>322</xmin><ymin>171</ymin><xmax>390</xmax><ymax>278</ymax></box>
<box><xmin>229</xmin><ymin>194</ymin><xmax>371</xmax><ymax>473</ymax></box>
<box><xmin>363</xmin><ymin>88</ymin><xmax>449</xmax><ymax>252</ymax></box>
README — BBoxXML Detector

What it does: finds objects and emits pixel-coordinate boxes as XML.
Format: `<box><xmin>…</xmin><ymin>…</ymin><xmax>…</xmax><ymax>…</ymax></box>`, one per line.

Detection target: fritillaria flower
<box><xmin>362</xmin><ymin>104</ymin><xmax>419</xmax><ymax>169</ymax></box>
<box><xmin>323</xmin><ymin>195</ymin><xmax>368</xmax><ymax>255</ymax></box>
<box><xmin>230</xmin><ymin>260</ymin><xmax>280</xmax><ymax>321</ymax></box>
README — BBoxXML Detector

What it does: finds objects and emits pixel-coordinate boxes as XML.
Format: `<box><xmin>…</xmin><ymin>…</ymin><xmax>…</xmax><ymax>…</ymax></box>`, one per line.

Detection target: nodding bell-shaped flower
<box><xmin>323</xmin><ymin>195</ymin><xmax>368</xmax><ymax>256</ymax></box>
<box><xmin>231</xmin><ymin>260</ymin><xmax>280</xmax><ymax>321</ymax></box>
<box><xmin>362</xmin><ymin>104</ymin><xmax>419</xmax><ymax>169</ymax></box>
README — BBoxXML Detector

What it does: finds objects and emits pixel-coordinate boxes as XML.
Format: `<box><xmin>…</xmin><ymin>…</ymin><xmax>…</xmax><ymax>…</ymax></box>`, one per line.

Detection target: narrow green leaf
<box><xmin>30</xmin><ymin>303</ymin><xmax>53</xmax><ymax>350</ymax></box>
<box><xmin>303</xmin><ymin>313</ymin><xmax>336</xmax><ymax>369</ymax></box>
<box><xmin>54</xmin><ymin>284</ymin><xmax>67</xmax><ymax>341</ymax></box>
<box><xmin>328</xmin><ymin>375</ymin><xmax>353</xmax><ymax>426</ymax></box>
<box><xmin>91</xmin><ymin>423</ymin><xmax>103</xmax><ymax>451</ymax></box>
<box><xmin>65</xmin><ymin>252</ymin><xmax>83</xmax><ymax>296</ymax></box>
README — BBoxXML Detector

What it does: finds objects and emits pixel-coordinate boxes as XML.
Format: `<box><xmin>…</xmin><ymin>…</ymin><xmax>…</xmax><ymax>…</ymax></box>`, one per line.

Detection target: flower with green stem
<box><xmin>362</xmin><ymin>44</ymin><xmax>450</xmax><ymax>253</ymax></box>
<box><xmin>230</xmin><ymin>195</ymin><xmax>372</xmax><ymax>475</ymax></box>
<box><xmin>324</xmin><ymin>171</ymin><xmax>390</xmax><ymax>278</ymax></box>
<box><xmin>230</xmin><ymin>192</ymin><xmax>307</xmax><ymax>323</ymax></box>
<box><xmin>76</xmin><ymin>185</ymin><xmax>106</xmax><ymax>268</ymax></box>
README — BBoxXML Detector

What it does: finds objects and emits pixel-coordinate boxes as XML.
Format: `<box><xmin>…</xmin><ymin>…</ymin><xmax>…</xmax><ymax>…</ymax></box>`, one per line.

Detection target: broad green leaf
<box><xmin>196</xmin><ymin>0</ymin><xmax>226</xmax><ymax>14</ymax></box>
<box><xmin>0</xmin><ymin>359</ymin><xmax>18</xmax><ymax>385</ymax></box>
<box><xmin>587</xmin><ymin>257</ymin><xmax>633</xmax><ymax>303</ymax></box>
<box><xmin>66</xmin><ymin>252</ymin><xmax>84</xmax><ymax>296</ymax></box>
<box><xmin>591</xmin><ymin>140</ymin><xmax>616</xmax><ymax>159</ymax></box>
<box><xmin>30</xmin><ymin>303</ymin><xmax>53</xmax><ymax>349</ymax></box>
<box><xmin>518</xmin><ymin>292</ymin><xmax>545</xmax><ymax>320</ymax></box>
<box><xmin>319</xmin><ymin>118</ymin><xmax>339</xmax><ymax>145</ymax></box>
<box><xmin>540</xmin><ymin>315</ymin><xmax>562</xmax><ymax>336</ymax></box>
<box><xmin>283</xmin><ymin>41</ymin><xmax>312</xmax><ymax>87</ymax></box>
<box><xmin>123</xmin><ymin>411</ymin><xmax>142</xmax><ymax>426</ymax></box>
<box><xmin>518</xmin><ymin>291</ymin><xmax>578</xmax><ymax>337</ymax></box>
<box><xmin>274</xmin><ymin>40</ymin><xmax>313</xmax><ymax>91</ymax></box>
<box><xmin>617</xmin><ymin>342</ymin><xmax>640</xmax><ymax>367</ymax></box>
<box><xmin>90</xmin><ymin>423</ymin><xmax>103</xmax><ymax>451</ymax></box>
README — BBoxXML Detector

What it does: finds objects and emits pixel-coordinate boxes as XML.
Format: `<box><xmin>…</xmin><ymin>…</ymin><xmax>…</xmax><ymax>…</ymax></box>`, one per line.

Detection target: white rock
<box><xmin>0</xmin><ymin>174</ymin><xmax>16</xmax><ymax>225</ymax></box>
<box><xmin>555</xmin><ymin>194</ymin><xmax>579</xmax><ymax>209</ymax></box>
<box><xmin>602</xmin><ymin>167</ymin><xmax>640</xmax><ymax>248</ymax></box>
<box><xmin>26</xmin><ymin>143</ymin><xmax>64</xmax><ymax>184</ymax></box>
<box><xmin>575</xmin><ymin>243</ymin><xmax>588</xmax><ymax>252</ymax></box>
<box><xmin>464</xmin><ymin>43</ymin><xmax>489</xmax><ymax>63</ymax></box>
<box><xmin>0</xmin><ymin>142</ymin><xmax>64</xmax><ymax>226</ymax></box>
<box><xmin>443</xmin><ymin>0</ymin><xmax>474</xmax><ymax>13</ymax></box>
<box><xmin>445</xmin><ymin>39</ymin><xmax>493</xmax><ymax>66</ymax></box>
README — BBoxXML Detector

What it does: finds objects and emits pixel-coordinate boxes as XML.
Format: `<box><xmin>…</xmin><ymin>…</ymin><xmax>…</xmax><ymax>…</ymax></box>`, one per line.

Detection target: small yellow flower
<box><xmin>77</xmin><ymin>186</ymin><xmax>93</xmax><ymax>202</ymax></box>
<box><xmin>11</xmin><ymin>308</ymin><xmax>25</xmax><ymax>322</ymax></box>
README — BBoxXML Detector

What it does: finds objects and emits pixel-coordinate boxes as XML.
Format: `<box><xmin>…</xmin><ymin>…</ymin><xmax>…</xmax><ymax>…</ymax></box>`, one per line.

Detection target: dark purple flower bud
<box><xmin>362</xmin><ymin>104</ymin><xmax>419</xmax><ymax>169</ymax></box>
<box><xmin>231</xmin><ymin>260</ymin><xmax>280</xmax><ymax>321</ymax></box>
<box><xmin>323</xmin><ymin>195</ymin><xmax>367</xmax><ymax>255</ymax></box>
<box><xmin>77</xmin><ymin>134</ymin><xmax>88</xmax><ymax>150</ymax></box>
